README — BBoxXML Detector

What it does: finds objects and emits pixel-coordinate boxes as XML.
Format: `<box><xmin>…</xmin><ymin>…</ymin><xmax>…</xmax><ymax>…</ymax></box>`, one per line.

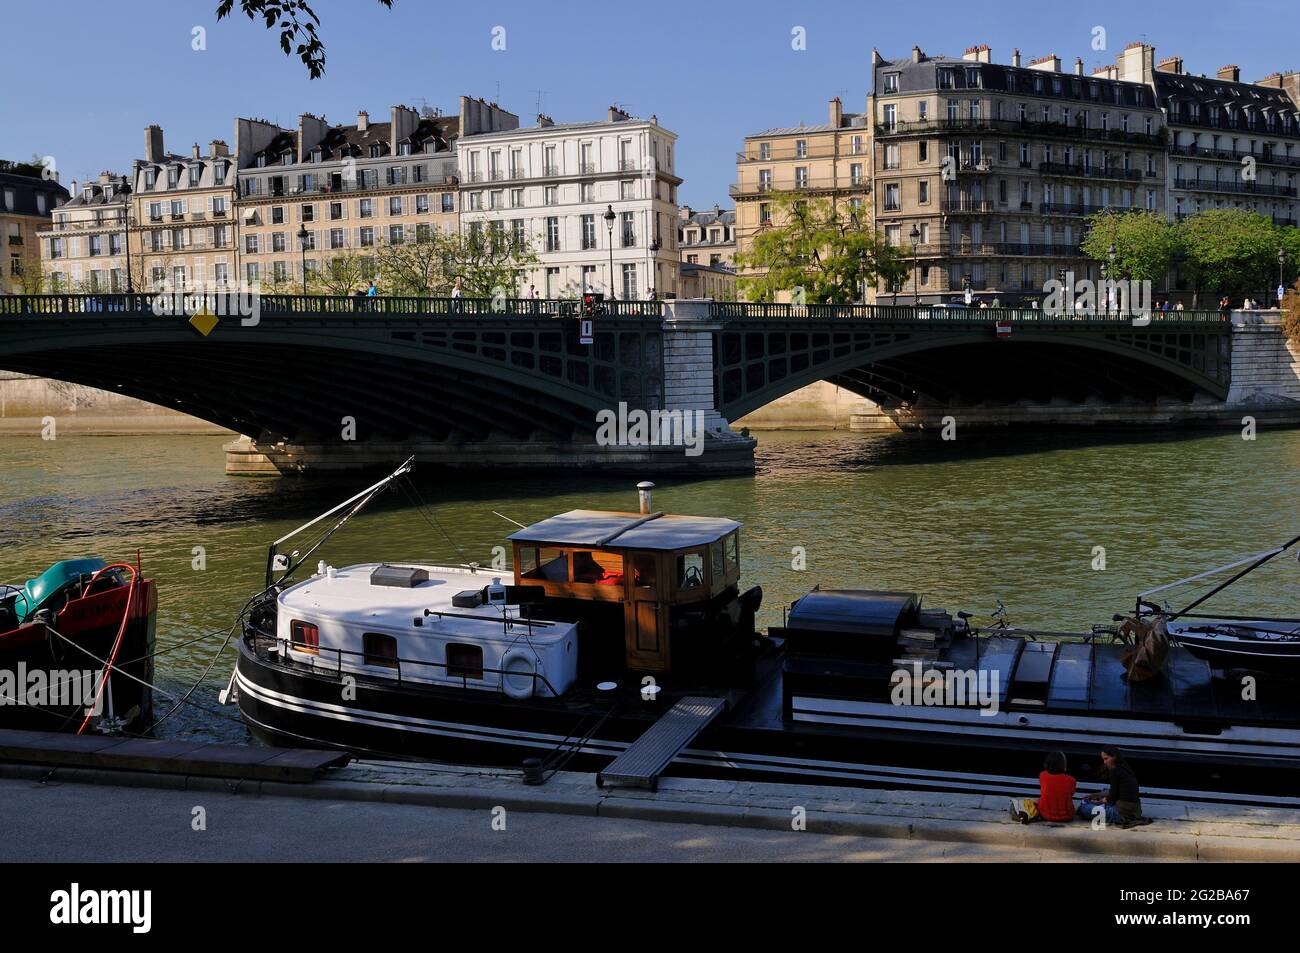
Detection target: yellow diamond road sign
<box><xmin>189</xmin><ymin>309</ymin><xmax>219</xmax><ymax>336</ymax></box>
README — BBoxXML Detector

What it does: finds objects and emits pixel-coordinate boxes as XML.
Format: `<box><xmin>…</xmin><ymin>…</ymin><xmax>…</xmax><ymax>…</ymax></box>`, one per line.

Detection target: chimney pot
<box><xmin>637</xmin><ymin>481</ymin><xmax>655</xmax><ymax>515</ymax></box>
<box><xmin>1217</xmin><ymin>64</ymin><xmax>1241</xmax><ymax>83</ymax></box>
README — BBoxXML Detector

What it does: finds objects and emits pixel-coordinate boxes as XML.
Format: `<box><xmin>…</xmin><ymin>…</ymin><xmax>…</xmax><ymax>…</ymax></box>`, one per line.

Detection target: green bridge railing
<box><xmin>0</xmin><ymin>293</ymin><xmax>1230</xmax><ymax>324</ymax></box>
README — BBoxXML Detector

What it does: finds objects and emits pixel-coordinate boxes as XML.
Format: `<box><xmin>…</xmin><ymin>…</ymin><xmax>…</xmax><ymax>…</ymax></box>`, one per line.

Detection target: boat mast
<box><xmin>263</xmin><ymin>456</ymin><xmax>415</xmax><ymax>588</ymax></box>
<box><xmin>1138</xmin><ymin>533</ymin><xmax>1300</xmax><ymax>620</ymax></box>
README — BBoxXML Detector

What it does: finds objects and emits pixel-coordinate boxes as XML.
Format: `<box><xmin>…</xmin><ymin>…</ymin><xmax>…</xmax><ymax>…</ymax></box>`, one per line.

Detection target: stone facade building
<box><xmin>457</xmin><ymin>107</ymin><xmax>682</xmax><ymax>299</ymax></box>
<box><xmin>2</xmin><ymin>166</ymin><xmax>68</xmax><ymax>293</ymax></box>
<box><xmin>39</xmin><ymin>172</ymin><xmax>129</xmax><ymax>292</ymax></box>
<box><xmin>678</xmin><ymin>204</ymin><xmax>736</xmax><ymax>269</ymax></box>
<box><xmin>232</xmin><ymin>97</ymin><xmax>513</xmax><ymax>290</ymax></box>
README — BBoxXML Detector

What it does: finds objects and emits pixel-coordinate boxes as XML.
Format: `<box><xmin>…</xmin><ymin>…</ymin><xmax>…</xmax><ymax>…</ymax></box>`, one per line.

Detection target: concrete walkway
<box><xmin>3</xmin><ymin>758</ymin><xmax>1297</xmax><ymax>861</ymax></box>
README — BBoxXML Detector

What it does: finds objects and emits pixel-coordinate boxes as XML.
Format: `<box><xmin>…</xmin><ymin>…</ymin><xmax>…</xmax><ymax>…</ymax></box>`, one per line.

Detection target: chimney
<box><xmin>209</xmin><ymin>139</ymin><xmax>229</xmax><ymax>158</ymax></box>
<box><xmin>608</xmin><ymin>105</ymin><xmax>631</xmax><ymax>122</ymax></box>
<box><xmin>1075</xmin><ymin>57</ymin><xmax>1084</xmax><ymax>76</ymax></box>
<box><xmin>1011</xmin><ymin>48</ymin><xmax>1021</xmax><ymax>67</ymax></box>
<box><xmin>191</xmin><ymin>143</ymin><xmax>201</xmax><ymax>159</ymax></box>
<box><xmin>870</xmin><ymin>48</ymin><xmax>883</xmax><ymax>66</ymax></box>
<box><xmin>1029</xmin><ymin>54</ymin><xmax>1061</xmax><ymax>72</ymax></box>
<box><xmin>1157</xmin><ymin>55</ymin><xmax>1183</xmax><ymax>74</ymax></box>
<box><xmin>391</xmin><ymin>104</ymin><xmax>419</xmax><ymax>155</ymax></box>
<box><xmin>458</xmin><ymin>95</ymin><xmax>521</xmax><ymax>137</ymax></box>
<box><xmin>297</xmin><ymin>113</ymin><xmax>330</xmax><ymax>161</ymax></box>
<box><xmin>536</xmin><ymin>114</ymin><xmax>554</xmax><ymax>127</ymax></box>
<box><xmin>1218</xmin><ymin>64</ymin><xmax>1241</xmax><ymax>83</ymax></box>
<box><xmin>829</xmin><ymin>96</ymin><xmax>843</xmax><ymax>127</ymax></box>
<box><xmin>144</xmin><ymin>124</ymin><xmax>164</xmax><ymax>163</ymax></box>
<box><xmin>963</xmin><ymin>44</ymin><xmax>991</xmax><ymax>63</ymax></box>
<box><xmin>1117</xmin><ymin>42</ymin><xmax>1155</xmax><ymax>83</ymax></box>
<box><xmin>911</xmin><ymin>45</ymin><xmax>923</xmax><ymax>64</ymax></box>
<box><xmin>637</xmin><ymin>481</ymin><xmax>654</xmax><ymax>515</ymax></box>
<box><xmin>357</xmin><ymin>110</ymin><xmax>370</xmax><ymax>132</ymax></box>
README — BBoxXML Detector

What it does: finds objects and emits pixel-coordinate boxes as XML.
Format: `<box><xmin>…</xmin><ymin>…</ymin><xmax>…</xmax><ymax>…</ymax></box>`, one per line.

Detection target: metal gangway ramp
<box><xmin>596</xmin><ymin>696</ymin><xmax>727</xmax><ymax>791</ymax></box>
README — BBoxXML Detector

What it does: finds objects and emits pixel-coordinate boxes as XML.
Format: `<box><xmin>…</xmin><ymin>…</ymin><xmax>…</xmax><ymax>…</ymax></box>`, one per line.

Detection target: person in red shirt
<box><xmin>1010</xmin><ymin>751</ymin><xmax>1077</xmax><ymax>823</ymax></box>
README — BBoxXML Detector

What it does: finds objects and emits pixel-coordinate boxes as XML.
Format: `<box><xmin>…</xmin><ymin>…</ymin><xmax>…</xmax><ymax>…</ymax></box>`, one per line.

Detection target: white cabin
<box><xmin>276</xmin><ymin>563</ymin><xmax>579</xmax><ymax>698</ymax></box>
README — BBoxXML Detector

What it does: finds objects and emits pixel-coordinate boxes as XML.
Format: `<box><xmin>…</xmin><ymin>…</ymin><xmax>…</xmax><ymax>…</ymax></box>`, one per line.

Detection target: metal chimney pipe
<box><xmin>637</xmin><ymin>481</ymin><xmax>655</xmax><ymax>515</ymax></box>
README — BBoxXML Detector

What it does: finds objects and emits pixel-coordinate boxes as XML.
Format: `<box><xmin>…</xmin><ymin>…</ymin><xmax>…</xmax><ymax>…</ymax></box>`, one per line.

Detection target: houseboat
<box><xmin>1</xmin><ymin>558</ymin><xmax>157</xmax><ymax>732</ymax></box>
<box><xmin>230</xmin><ymin>466</ymin><xmax>1300</xmax><ymax>797</ymax></box>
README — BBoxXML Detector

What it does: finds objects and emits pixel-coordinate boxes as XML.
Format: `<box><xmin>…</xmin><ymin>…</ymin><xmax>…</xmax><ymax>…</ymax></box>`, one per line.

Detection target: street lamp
<box><xmin>962</xmin><ymin>273</ymin><xmax>972</xmax><ymax>306</ymax></box>
<box><xmin>648</xmin><ymin>237</ymin><xmax>660</xmax><ymax>300</ymax></box>
<box><xmin>118</xmin><ymin>178</ymin><xmax>133</xmax><ymax>294</ymax></box>
<box><xmin>604</xmin><ymin>204</ymin><xmax>617</xmax><ymax>299</ymax></box>
<box><xmin>1107</xmin><ymin>242</ymin><xmax>1118</xmax><ymax>314</ymax></box>
<box><xmin>1279</xmin><ymin>247</ymin><xmax>1287</xmax><ymax>303</ymax></box>
<box><xmin>297</xmin><ymin>225</ymin><xmax>310</xmax><ymax>295</ymax></box>
<box><xmin>1099</xmin><ymin>262</ymin><xmax>1108</xmax><ymax>315</ymax></box>
<box><xmin>910</xmin><ymin>224</ymin><xmax>921</xmax><ymax>306</ymax></box>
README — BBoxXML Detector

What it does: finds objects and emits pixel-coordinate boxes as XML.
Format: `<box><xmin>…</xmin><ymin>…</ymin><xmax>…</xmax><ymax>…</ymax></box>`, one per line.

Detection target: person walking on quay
<box><xmin>450</xmin><ymin>276</ymin><xmax>464</xmax><ymax>313</ymax></box>
<box><xmin>1077</xmin><ymin>746</ymin><xmax>1151</xmax><ymax>829</ymax></box>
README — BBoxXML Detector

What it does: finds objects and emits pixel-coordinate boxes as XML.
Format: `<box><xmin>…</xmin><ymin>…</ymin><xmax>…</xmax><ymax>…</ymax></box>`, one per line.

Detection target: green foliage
<box><xmin>1081</xmin><ymin>210</ymin><xmax>1179</xmax><ymax>284</ymax></box>
<box><xmin>215</xmin><ymin>0</ymin><xmax>394</xmax><ymax>78</ymax></box>
<box><xmin>1282</xmin><ymin>280</ymin><xmax>1300</xmax><ymax>347</ymax></box>
<box><xmin>734</xmin><ymin>193</ymin><xmax>905</xmax><ymax>304</ymax></box>
<box><xmin>369</xmin><ymin>229</ymin><xmax>538</xmax><ymax>297</ymax></box>
<box><xmin>1177</xmin><ymin>208</ymin><xmax>1285</xmax><ymax>300</ymax></box>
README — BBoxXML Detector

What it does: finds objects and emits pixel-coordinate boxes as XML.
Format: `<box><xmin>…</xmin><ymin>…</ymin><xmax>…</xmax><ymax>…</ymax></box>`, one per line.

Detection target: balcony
<box><xmin>875</xmin><ymin>117</ymin><xmax>1163</xmax><ymax>147</ymax></box>
<box><xmin>1039</xmin><ymin>161</ymin><xmax>1143</xmax><ymax>182</ymax></box>
<box><xmin>1039</xmin><ymin>202</ymin><xmax>1137</xmax><ymax>216</ymax></box>
<box><xmin>730</xmin><ymin>176</ymin><xmax>870</xmax><ymax>199</ymax></box>
<box><xmin>578</xmin><ymin>162</ymin><xmax>597</xmax><ymax>175</ymax></box>
<box><xmin>7</xmin><ymin>235</ymin><xmax>21</xmax><ymax>246</ymax></box>
<box><xmin>1169</xmin><ymin>143</ymin><xmax>1300</xmax><ymax>169</ymax></box>
<box><xmin>947</xmin><ymin>242</ymin><xmax>1085</xmax><ymax>257</ymax></box>
<box><xmin>940</xmin><ymin>199</ymin><xmax>995</xmax><ymax>214</ymax></box>
<box><xmin>1172</xmin><ymin>178</ymin><xmax>1297</xmax><ymax>198</ymax></box>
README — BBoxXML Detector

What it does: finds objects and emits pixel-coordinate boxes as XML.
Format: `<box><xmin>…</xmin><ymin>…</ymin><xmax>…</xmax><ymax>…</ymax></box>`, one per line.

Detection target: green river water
<box><xmin>3</xmin><ymin>428</ymin><xmax>1298</xmax><ymax>743</ymax></box>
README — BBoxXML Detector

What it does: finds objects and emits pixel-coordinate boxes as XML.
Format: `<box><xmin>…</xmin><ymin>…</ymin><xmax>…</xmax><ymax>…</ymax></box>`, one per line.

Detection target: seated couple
<box><xmin>1009</xmin><ymin>747</ymin><xmax>1152</xmax><ymax>829</ymax></box>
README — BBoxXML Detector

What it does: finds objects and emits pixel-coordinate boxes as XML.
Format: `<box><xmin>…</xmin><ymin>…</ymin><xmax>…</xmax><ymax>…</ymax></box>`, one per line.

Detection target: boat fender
<box><xmin>501</xmin><ymin>649</ymin><xmax>538</xmax><ymax>700</ymax></box>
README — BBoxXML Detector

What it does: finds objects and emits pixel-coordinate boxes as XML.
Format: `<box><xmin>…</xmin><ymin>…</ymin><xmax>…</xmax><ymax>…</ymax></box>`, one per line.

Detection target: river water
<box><xmin>3</xmin><ymin>428</ymin><xmax>1298</xmax><ymax>743</ymax></box>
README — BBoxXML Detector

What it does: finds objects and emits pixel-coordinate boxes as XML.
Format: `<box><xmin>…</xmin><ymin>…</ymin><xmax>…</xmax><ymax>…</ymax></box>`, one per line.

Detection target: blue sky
<box><xmin>3</xmin><ymin>0</ymin><xmax>1298</xmax><ymax>207</ymax></box>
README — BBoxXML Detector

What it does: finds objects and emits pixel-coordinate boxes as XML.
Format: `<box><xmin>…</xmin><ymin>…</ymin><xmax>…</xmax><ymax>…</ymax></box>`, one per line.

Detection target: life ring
<box><xmin>501</xmin><ymin>649</ymin><xmax>538</xmax><ymax>699</ymax></box>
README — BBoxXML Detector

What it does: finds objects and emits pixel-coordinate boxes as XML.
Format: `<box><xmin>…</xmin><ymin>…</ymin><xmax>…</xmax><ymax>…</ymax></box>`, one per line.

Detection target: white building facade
<box><xmin>457</xmin><ymin>108</ymin><xmax>682</xmax><ymax>299</ymax></box>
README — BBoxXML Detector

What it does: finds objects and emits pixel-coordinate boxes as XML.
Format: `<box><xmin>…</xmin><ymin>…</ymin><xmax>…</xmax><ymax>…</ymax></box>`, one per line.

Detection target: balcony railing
<box><xmin>1040</xmin><ymin>202</ymin><xmax>1142</xmax><ymax>216</ymax></box>
<box><xmin>1172</xmin><ymin>178</ymin><xmax>1297</xmax><ymax>197</ymax></box>
<box><xmin>730</xmin><ymin>177</ymin><xmax>870</xmax><ymax>198</ymax></box>
<box><xmin>940</xmin><ymin>199</ymin><xmax>995</xmax><ymax>214</ymax></box>
<box><xmin>875</xmin><ymin>117</ymin><xmax>1164</xmax><ymax>146</ymax></box>
<box><xmin>1038</xmin><ymin>161</ymin><xmax>1144</xmax><ymax>182</ymax></box>
<box><xmin>1169</xmin><ymin>142</ymin><xmax>1300</xmax><ymax>169</ymax></box>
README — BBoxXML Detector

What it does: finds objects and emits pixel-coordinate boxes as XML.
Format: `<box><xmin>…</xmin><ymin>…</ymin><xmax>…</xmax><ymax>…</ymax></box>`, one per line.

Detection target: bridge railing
<box><xmin>708</xmin><ymin>301</ymin><xmax>1228</xmax><ymax>323</ymax></box>
<box><xmin>0</xmin><ymin>293</ymin><xmax>664</xmax><ymax>319</ymax></box>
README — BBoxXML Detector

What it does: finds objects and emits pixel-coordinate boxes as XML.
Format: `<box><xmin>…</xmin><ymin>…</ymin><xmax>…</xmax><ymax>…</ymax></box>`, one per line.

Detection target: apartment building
<box><xmin>456</xmin><ymin>107</ymin><xmax>682</xmax><ymax>299</ymax></box>
<box><xmin>731</xmin><ymin>97</ymin><xmax>872</xmax><ymax>295</ymax></box>
<box><xmin>868</xmin><ymin>44</ymin><xmax>1167</xmax><ymax>305</ymax></box>
<box><xmin>40</xmin><ymin>172</ymin><xmax>129</xmax><ymax>292</ymax></box>
<box><xmin>1099</xmin><ymin>44</ymin><xmax>1300</xmax><ymax>227</ymax></box>
<box><xmin>1</xmin><ymin>165</ymin><xmax>68</xmax><ymax>293</ymax></box>
<box><xmin>234</xmin><ymin>98</ymin><xmax>514</xmax><ymax>288</ymax></box>
<box><xmin>678</xmin><ymin>205</ymin><xmax>737</xmax><ymax>269</ymax></box>
<box><xmin>129</xmin><ymin>126</ymin><xmax>238</xmax><ymax>291</ymax></box>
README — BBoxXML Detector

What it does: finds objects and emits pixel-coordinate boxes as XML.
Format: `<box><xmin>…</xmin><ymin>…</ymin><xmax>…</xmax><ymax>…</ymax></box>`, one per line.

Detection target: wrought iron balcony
<box><xmin>1039</xmin><ymin>161</ymin><xmax>1144</xmax><ymax>182</ymax></box>
<box><xmin>1172</xmin><ymin>178</ymin><xmax>1297</xmax><ymax>197</ymax></box>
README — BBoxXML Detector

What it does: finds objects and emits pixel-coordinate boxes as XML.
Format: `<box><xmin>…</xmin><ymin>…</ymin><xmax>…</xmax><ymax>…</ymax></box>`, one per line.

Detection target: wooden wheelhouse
<box><xmin>508</xmin><ymin>508</ymin><xmax>742</xmax><ymax>673</ymax></box>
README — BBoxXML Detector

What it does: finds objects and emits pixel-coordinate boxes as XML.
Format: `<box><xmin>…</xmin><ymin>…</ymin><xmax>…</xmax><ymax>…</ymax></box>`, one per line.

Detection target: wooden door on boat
<box><xmin>624</xmin><ymin>552</ymin><xmax>670</xmax><ymax>672</ymax></box>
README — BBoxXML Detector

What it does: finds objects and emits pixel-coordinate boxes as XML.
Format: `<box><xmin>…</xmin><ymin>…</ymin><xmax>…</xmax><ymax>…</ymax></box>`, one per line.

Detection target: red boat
<box><xmin>0</xmin><ymin>558</ymin><xmax>157</xmax><ymax>732</ymax></box>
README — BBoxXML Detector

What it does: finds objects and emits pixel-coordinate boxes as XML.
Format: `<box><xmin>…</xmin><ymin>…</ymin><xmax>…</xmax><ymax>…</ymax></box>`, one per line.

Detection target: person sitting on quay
<box><xmin>1076</xmin><ymin>745</ymin><xmax>1152</xmax><ymax>829</ymax></box>
<box><xmin>1009</xmin><ymin>750</ymin><xmax>1076</xmax><ymax>824</ymax></box>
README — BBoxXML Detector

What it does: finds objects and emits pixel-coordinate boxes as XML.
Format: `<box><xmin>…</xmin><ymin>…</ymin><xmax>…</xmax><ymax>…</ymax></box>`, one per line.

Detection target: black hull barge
<box><xmin>229</xmin><ymin>469</ymin><xmax>1300</xmax><ymax>799</ymax></box>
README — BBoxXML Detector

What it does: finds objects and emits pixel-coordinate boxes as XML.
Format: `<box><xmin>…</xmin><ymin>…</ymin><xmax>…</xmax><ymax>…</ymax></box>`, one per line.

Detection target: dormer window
<box><xmin>144</xmin><ymin>169</ymin><xmax>156</xmax><ymax>188</ymax></box>
<box><xmin>281</xmin><ymin>153</ymin><xmax>293</xmax><ymax>166</ymax></box>
<box><xmin>167</xmin><ymin>166</ymin><xmax>179</xmax><ymax>187</ymax></box>
<box><xmin>256</xmin><ymin>155</ymin><xmax>268</xmax><ymax>168</ymax></box>
<box><xmin>398</xmin><ymin>142</ymin><xmax>413</xmax><ymax>155</ymax></box>
<box><xmin>369</xmin><ymin>144</ymin><xmax>383</xmax><ymax>158</ymax></box>
<box><xmin>189</xmin><ymin>165</ymin><xmax>202</xmax><ymax>186</ymax></box>
<box><xmin>311</xmin><ymin>148</ymin><xmax>323</xmax><ymax>162</ymax></box>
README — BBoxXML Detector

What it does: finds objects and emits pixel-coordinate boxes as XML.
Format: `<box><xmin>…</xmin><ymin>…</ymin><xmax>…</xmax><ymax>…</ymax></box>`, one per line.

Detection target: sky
<box><xmin>3</xmin><ymin>0</ymin><xmax>1299</xmax><ymax>208</ymax></box>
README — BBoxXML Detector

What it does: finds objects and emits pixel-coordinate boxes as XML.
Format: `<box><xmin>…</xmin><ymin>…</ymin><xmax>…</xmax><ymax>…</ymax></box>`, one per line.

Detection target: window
<box><xmin>330</xmin><ymin>201</ymin><xmax>343</xmax><ymax>220</ymax></box>
<box><xmin>883</xmin><ymin>73</ymin><xmax>900</xmax><ymax>93</ymax></box>
<box><xmin>710</xmin><ymin>541</ymin><xmax>726</xmax><ymax>582</ymax></box>
<box><xmin>415</xmin><ymin>194</ymin><xmax>429</xmax><ymax>214</ymax></box>
<box><xmin>388</xmin><ymin>196</ymin><xmax>403</xmax><ymax>216</ymax></box>
<box><xmin>622</xmin><ymin>263</ymin><xmax>637</xmax><ymax>299</ymax></box>
<box><xmin>291</xmin><ymin>620</ymin><xmax>319</xmax><ymax>655</ymax></box>
<box><xmin>446</xmin><ymin>643</ymin><xmax>483</xmax><ymax>680</ymax></box>
<box><xmin>244</xmin><ymin>234</ymin><xmax>259</xmax><ymax>253</ymax></box>
<box><xmin>581</xmin><ymin>214</ymin><xmax>596</xmax><ymax>249</ymax></box>
<box><xmin>521</xmin><ymin>547</ymin><xmax>568</xmax><ymax>582</ymax></box>
<box><xmin>363</xmin><ymin>633</ymin><xmax>398</xmax><ymax>669</ymax></box>
<box><xmin>546</xmin><ymin>216</ymin><xmax>560</xmax><ymax>252</ymax></box>
<box><xmin>330</xmin><ymin>228</ymin><xmax>344</xmax><ymax>249</ymax></box>
<box><xmin>676</xmin><ymin>551</ymin><xmax>705</xmax><ymax>591</ymax></box>
<box><xmin>918</xmin><ymin>141</ymin><xmax>929</xmax><ymax>162</ymax></box>
<box><xmin>441</xmin><ymin>194</ymin><xmax>455</xmax><ymax>213</ymax></box>
<box><xmin>725</xmin><ymin>532</ymin><xmax>740</xmax><ymax>573</ymax></box>
<box><xmin>621</xmin><ymin>211</ymin><xmax>635</xmax><ymax>247</ymax></box>
<box><xmin>359</xmin><ymin>198</ymin><xmax>374</xmax><ymax>218</ymax></box>
<box><xmin>360</xmin><ymin>226</ymin><xmax>374</xmax><ymax>247</ymax></box>
<box><xmin>884</xmin><ymin>183</ymin><xmax>901</xmax><ymax>210</ymax></box>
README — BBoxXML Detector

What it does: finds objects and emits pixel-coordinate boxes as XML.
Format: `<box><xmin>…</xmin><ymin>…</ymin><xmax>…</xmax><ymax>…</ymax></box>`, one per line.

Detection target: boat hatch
<box><xmin>370</xmin><ymin>565</ymin><xmax>430</xmax><ymax>588</ymax></box>
<box><xmin>1008</xmin><ymin>642</ymin><xmax>1057</xmax><ymax>705</ymax></box>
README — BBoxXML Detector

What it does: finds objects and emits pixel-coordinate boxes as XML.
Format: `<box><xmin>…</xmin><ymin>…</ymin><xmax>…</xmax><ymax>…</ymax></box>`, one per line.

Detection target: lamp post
<box><xmin>297</xmin><ymin>225</ymin><xmax>310</xmax><ymax>295</ymax></box>
<box><xmin>604</xmin><ymin>204</ymin><xmax>617</xmax><ymax>300</ymax></box>
<box><xmin>1279</xmin><ymin>247</ymin><xmax>1287</xmax><ymax>303</ymax></box>
<box><xmin>119</xmin><ymin>179</ymin><xmax>133</xmax><ymax>294</ymax></box>
<box><xmin>648</xmin><ymin>237</ymin><xmax>660</xmax><ymax>300</ymax></box>
<box><xmin>962</xmin><ymin>273</ymin><xmax>972</xmax><ymax>306</ymax></box>
<box><xmin>910</xmin><ymin>224</ymin><xmax>921</xmax><ymax>306</ymax></box>
<box><xmin>1099</xmin><ymin>262</ymin><xmax>1108</xmax><ymax>315</ymax></box>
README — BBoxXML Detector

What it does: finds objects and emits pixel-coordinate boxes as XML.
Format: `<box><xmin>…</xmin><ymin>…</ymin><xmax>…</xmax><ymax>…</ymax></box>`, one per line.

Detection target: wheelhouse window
<box><xmin>290</xmin><ymin>619</ymin><xmax>319</xmax><ymax>655</ymax></box>
<box><xmin>710</xmin><ymin>540</ymin><xmax>726</xmax><ymax>582</ymax></box>
<box><xmin>520</xmin><ymin>547</ymin><xmax>569</xmax><ymax>582</ymax></box>
<box><xmin>726</xmin><ymin>532</ymin><xmax>740</xmax><ymax>574</ymax></box>
<box><xmin>632</xmin><ymin>554</ymin><xmax>657</xmax><ymax>591</ymax></box>
<box><xmin>569</xmin><ymin>550</ymin><xmax>625</xmax><ymax>586</ymax></box>
<box><xmin>363</xmin><ymin>632</ymin><xmax>398</xmax><ymax>669</ymax></box>
<box><xmin>446</xmin><ymin>643</ymin><xmax>484</xmax><ymax>680</ymax></box>
<box><xmin>675</xmin><ymin>551</ymin><xmax>705</xmax><ymax>592</ymax></box>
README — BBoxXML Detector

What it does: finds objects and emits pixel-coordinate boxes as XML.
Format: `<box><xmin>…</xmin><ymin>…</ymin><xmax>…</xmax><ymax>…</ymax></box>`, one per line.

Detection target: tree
<box><xmin>370</xmin><ymin>228</ymin><xmax>538</xmax><ymax>297</ymax></box>
<box><xmin>308</xmin><ymin>249</ymin><xmax>376</xmax><ymax>295</ymax></box>
<box><xmin>215</xmin><ymin>0</ymin><xmax>394</xmax><ymax>78</ymax></box>
<box><xmin>733</xmin><ymin>193</ymin><xmax>905</xmax><ymax>303</ymax></box>
<box><xmin>1081</xmin><ymin>210</ymin><xmax>1180</xmax><ymax>285</ymax></box>
<box><xmin>1282</xmin><ymin>279</ymin><xmax>1300</xmax><ymax>347</ymax></box>
<box><xmin>1176</xmin><ymin>208</ymin><xmax>1280</xmax><ymax>303</ymax></box>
